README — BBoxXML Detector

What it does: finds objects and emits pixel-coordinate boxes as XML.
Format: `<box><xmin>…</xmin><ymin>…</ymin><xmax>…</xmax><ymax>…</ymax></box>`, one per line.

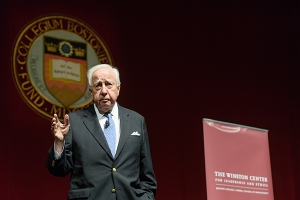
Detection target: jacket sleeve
<box><xmin>45</xmin><ymin>129</ymin><xmax>73</xmax><ymax>177</ymax></box>
<box><xmin>139</xmin><ymin>119</ymin><xmax>157</xmax><ymax>199</ymax></box>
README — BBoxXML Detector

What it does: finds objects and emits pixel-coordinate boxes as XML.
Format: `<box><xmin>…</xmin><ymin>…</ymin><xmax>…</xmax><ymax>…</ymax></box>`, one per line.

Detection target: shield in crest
<box><xmin>44</xmin><ymin>36</ymin><xmax>88</xmax><ymax>107</ymax></box>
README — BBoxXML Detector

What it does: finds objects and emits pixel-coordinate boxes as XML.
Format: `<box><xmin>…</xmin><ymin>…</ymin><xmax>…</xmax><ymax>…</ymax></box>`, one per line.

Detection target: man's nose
<box><xmin>101</xmin><ymin>85</ymin><xmax>108</xmax><ymax>95</ymax></box>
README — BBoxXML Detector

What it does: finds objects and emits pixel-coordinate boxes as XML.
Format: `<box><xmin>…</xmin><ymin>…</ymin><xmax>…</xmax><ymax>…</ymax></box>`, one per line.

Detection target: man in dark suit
<box><xmin>46</xmin><ymin>64</ymin><xmax>157</xmax><ymax>200</ymax></box>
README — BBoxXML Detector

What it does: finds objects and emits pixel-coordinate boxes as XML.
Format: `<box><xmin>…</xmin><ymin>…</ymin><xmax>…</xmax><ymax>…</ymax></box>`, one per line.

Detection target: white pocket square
<box><xmin>131</xmin><ymin>131</ymin><xmax>140</xmax><ymax>136</ymax></box>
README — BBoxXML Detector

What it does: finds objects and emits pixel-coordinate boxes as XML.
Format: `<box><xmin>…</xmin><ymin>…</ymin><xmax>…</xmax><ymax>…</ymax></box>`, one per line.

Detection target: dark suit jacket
<box><xmin>46</xmin><ymin>104</ymin><xmax>157</xmax><ymax>200</ymax></box>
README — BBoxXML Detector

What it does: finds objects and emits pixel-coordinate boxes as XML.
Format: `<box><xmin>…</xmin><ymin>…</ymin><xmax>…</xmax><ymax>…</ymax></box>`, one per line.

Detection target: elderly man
<box><xmin>46</xmin><ymin>64</ymin><xmax>157</xmax><ymax>200</ymax></box>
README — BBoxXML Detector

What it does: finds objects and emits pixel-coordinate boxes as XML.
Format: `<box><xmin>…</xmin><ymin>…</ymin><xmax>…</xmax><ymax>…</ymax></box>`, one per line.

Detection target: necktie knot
<box><xmin>105</xmin><ymin>112</ymin><xmax>112</xmax><ymax>118</ymax></box>
<box><xmin>104</xmin><ymin>113</ymin><xmax>112</xmax><ymax>128</ymax></box>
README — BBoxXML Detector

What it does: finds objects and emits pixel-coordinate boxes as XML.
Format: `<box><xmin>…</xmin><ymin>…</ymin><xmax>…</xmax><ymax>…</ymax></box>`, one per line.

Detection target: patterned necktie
<box><xmin>103</xmin><ymin>113</ymin><xmax>116</xmax><ymax>157</ymax></box>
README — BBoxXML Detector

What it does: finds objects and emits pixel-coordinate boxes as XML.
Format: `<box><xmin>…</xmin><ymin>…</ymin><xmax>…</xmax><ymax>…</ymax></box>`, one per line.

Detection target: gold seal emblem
<box><xmin>12</xmin><ymin>14</ymin><xmax>113</xmax><ymax>120</ymax></box>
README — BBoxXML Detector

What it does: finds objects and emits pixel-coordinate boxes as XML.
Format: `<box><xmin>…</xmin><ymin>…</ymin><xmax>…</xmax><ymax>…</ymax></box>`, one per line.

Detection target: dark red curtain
<box><xmin>1</xmin><ymin>1</ymin><xmax>299</xmax><ymax>199</ymax></box>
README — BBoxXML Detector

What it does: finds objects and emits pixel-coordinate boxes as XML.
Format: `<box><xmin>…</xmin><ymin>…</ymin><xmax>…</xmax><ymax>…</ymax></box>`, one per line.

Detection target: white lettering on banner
<box><xmin>226</xmin><ymin>173</ymin><xmax>249</xmax><ymax>180</ymax></box>
<box><xmin>213</xmin><ymin>170</ymin><xmax>270</xmax><ymax>195</ymax></box>
<box><xmin>250</xmin><ymin>176</ymin><xmax>268</xmax><ymax>182</ymax></box>
<box><xmin>214</xmin><ymin>171</ymin><xmax>225</xmax><ymax>177</ymax></box>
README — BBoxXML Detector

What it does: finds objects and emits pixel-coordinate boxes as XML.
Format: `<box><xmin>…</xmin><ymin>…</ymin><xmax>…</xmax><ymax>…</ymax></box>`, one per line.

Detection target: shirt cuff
<box><xmin>53</xmin><ymin>142</ymin><xmax>64</xmax><ymax>160</ymax></box>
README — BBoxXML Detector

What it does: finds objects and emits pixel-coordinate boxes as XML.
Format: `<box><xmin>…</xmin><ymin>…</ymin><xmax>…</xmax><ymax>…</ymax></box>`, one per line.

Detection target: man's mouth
<box><xmin>100</xmin><ymin>99</ymin><xmax>110</xmax><ymax>103</ymax></box>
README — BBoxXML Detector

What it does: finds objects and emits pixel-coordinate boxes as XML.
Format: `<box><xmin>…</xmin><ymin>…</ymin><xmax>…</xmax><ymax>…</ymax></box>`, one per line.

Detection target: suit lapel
<box><xmin>82</xmin><ymin>105</ymin><xmax>113</xmax><ymax>158</ymax></box>
<box><xmin>115</xmin><ymin>105</ymin><xmax>131</xmax><ymax>159</ymax></box>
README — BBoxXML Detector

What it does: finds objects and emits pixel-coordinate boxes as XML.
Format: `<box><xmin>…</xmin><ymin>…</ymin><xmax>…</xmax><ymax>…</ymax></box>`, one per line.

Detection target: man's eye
<box><xmin>105</xmin><ymin>83</ymin><xmax>113</xmax><ymax>89</ymax></box>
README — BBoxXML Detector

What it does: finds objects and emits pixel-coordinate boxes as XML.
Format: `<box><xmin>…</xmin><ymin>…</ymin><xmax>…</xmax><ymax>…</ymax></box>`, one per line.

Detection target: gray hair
<box><xmin>87</xmin><ymin>64</ymin><xmax>121</xmax><ymax>87</ymax></box>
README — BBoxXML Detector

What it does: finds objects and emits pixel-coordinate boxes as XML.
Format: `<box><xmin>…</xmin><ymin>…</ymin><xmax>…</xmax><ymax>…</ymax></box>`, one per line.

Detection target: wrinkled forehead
<box><xmin>92</xmin><ymin>68</ymin><xmax>116</xmax><ymax>83</ymax></box>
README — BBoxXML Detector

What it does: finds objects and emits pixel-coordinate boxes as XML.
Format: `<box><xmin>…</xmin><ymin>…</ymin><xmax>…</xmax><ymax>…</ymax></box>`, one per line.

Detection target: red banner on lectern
<box><xmin>203</xmin><ymin>118</ymin><xmax>274</xmax><ymax>200</ymax></box>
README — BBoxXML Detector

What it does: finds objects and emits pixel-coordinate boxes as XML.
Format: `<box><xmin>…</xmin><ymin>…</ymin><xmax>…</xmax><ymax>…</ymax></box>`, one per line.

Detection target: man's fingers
<box><xmin>64</xmin><ymin>114</ymin><xmax>70</xmax><ymax>126</ymax></box>
<box><xmin>52</xmin><ymin>114</ymin><xmax>59</xmax><ymax>126</ymax></box>
<box><xmin>54</xmin><ymin>114</ymin><xmax>59</xmax><ymax>121</ymax></box>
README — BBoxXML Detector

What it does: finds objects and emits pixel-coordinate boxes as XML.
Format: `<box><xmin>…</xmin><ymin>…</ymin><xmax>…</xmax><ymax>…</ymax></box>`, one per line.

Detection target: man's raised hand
<box><xmin>51</xmin><ymin>114</ymin><xmax>70</xmax><ymax>152</ymax></box>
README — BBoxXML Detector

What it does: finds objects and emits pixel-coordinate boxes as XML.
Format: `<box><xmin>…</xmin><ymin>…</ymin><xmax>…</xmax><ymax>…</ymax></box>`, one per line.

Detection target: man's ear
<box><xmin>117</xmin><ymin>86</ymin><xmax>121</xmax><ymax>94</ymax></box>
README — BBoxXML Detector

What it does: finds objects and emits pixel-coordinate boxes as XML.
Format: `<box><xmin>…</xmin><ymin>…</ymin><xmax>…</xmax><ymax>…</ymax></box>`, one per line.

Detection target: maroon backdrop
<box><xmin>1</xmin><ymin>1</ymin><xmax>299</xmax><ymax>200</ymax></box>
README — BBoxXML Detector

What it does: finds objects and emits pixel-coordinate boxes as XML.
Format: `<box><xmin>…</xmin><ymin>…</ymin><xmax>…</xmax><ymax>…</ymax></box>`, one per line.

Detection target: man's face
<box><xmin>90</xmin><ymin>68</ymin><xmax>120</xmax><ymax>114</ymax></box>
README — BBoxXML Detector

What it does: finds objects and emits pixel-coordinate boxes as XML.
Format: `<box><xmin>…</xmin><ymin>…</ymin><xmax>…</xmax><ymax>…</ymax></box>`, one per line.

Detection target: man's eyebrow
<box><xmin>93</xmin><ymin>80</ymin><xmax>102</xmax><ymax>85</ymax></box>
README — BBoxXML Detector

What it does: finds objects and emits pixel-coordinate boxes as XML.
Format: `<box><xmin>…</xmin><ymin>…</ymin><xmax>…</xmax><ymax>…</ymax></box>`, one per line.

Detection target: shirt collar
<box><xmin>93</xmin><ymin>102</ymin><xmax>119</xmax><ymax>120</ymax></box>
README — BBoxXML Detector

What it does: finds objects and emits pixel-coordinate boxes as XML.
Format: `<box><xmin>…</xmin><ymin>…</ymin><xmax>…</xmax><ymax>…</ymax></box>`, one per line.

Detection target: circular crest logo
<box><xmin>12</xmin><ymin>14</ymin><xmax>113</xmax><ymax>120</ymax></box>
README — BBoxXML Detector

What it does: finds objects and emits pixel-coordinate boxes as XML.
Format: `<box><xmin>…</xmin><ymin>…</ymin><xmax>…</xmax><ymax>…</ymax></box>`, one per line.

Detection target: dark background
<box><xmin>1</xmin><ymin>1</ymin><xmax>299</xmax><ymax>199</ymax></box>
